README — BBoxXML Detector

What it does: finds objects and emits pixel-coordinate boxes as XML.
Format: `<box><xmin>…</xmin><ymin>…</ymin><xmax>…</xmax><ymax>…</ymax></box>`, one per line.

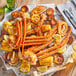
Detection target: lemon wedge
<box><xmin>3</xmin><ymin>35</ymin><xmax>8</xmax><ymax>41</ymax></box>
<box><xmin>37</xmin><ymin>66</ymin><xmax>48</xmax><ymax>72</ymax></box>
<box><xmin>58</xmin><ymin>46</ymin><xmax>66</xmax><ymax>54</ymax></box>
<box><xmin>39</xmin><ymin>56</ymin><xmax>53</xmax><ymax>66</ymax></box>
<box><xmin>53</xmin><ymin>34</ymin><xmax>61</xmax><ymax>42</ymax></box>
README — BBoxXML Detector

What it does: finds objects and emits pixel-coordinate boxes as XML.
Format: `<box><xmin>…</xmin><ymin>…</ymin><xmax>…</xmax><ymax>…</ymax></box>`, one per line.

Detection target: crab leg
<box><xmin>24</xmin><ymin>32</ymin><xmax>55</xmax><ymax>43</ymax></box>
<box><xmin>22</xmin><ymin>18</ymin><xmax>26</xmax><ymax>56</ymax></box>
<box><xmin>18</xmin><ymin>21</ymin><xmax>23</xmax><ymax>54</ymax></box>
<box><xmin>18</xmin><ymin>47</ymin><xmax>22</xmax><ymax>60</ymax></box>
<box><xmin>23</xmin><ymin>18</ymin><xmax>26</xmax><ymax>42</ymax></box>
<box><xmin>27</xmin><ymin>46</ymin><xmax>38</xmax><ymax>51</ymax></box>
<box><xmin>24</xmin><ymin>28</ymin><xmax>57</xmax><ymax>43</ymax></box>
<box><xmin>38</xmin><ymin>48</ymin><xmax>61</xmax><ymax>60</ymax></box>
<box><xmin>23</xmin><ymin>29</ymin><xmax>57</xmax><ymax>47</ymax></box>
<box><xmin>33</xmin><ymin>38</ymin><xmax>55</xmax><ymax>53</ymax></box>
<box><xmin>24</xmin><ymin>39</ymin><xmax>49</xmax><ymax>43</ymax></box>
<box><xmin>16</xmin><ymin>21</ymin><xmax>20</xmax><ymax>46</ymax></box>
<box><xmin>36</xmin><ymin>28</ymin><xmax>71</xmax><ymax>57</ymax></box>
<box><xmin>18</xmin><ymin>21</ymin><xmax>23</xmax><ymax>46</ymax></box>
<box><xmin>26</xmin><ymin>29</ymin><xmax>35</xmax><ymax>36</ymax></box>
<box><xmin>25</xmin><ymin>36</ymin><xmax>47</xmax><ymax>40</ymax></box>
<box><xmin>21</xmin><ymin>42</ymin><xmax>46</xmax><ymax>46</ymax></box>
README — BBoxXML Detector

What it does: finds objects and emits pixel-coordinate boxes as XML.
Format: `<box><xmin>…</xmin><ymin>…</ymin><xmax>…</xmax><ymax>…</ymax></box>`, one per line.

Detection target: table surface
<box><xmin>0</xmin><ymin>0</ymin><xmax>76</xmax><ymax>76</ymax></box>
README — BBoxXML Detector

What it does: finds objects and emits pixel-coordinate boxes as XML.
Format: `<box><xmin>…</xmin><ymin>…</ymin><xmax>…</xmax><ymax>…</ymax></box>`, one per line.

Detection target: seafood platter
<box><xmin>0</xmin><ymin>4</ymin><xmax>76</xmax><ymax>76</ymax></box>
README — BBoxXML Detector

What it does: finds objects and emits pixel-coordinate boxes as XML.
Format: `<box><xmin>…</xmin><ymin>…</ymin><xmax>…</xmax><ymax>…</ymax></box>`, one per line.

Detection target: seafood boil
<box><xmin>0</xmin><ymin>5</ymin><xmax>74</xmax><ymax>73</ymax></box>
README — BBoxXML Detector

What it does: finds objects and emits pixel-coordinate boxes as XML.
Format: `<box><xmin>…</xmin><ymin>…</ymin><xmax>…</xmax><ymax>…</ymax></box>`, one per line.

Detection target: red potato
<box><xmin>48</xmin><ymin>15</ymin><xmax>54</xmax><ymax>21</ymax></box>
<box><xmin>67</xmin><ymin>36</ymin><xmax>74</xmax><ymax>45</ymax></box>
<box><xmin>21</xmin><ymin>5</ymin><xmax>29</xmax><ymax>12</ymax></box>
<box><xmin>11</xmin><ymin>11</ymin><xmax>19</xmax><ymax>18</ymax></box>
<box><xmin>50</xmin><ymin>18</ymin><xmax>57</xmax><ymax>25</ymax></box>
<box><xmin>53</xmin><ymin>53</ymin><xmax>64</xmax><ymax>65</ymax></box>
<box><xmin>46</xmin><ymin>8</ymin><xmax>54</xmax><ymax>15</ymax></box>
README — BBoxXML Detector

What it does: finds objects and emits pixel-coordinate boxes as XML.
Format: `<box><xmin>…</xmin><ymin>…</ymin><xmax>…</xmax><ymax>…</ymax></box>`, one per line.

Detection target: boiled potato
<box><xmin>7</xmin><ymin>26</ymin><xmax>17</xmax><ymax>35</ymax></box>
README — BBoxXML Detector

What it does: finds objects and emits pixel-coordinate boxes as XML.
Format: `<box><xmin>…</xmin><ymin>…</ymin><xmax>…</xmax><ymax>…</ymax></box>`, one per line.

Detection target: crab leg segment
<box><xmin>18</xmin><ymin>21</ymin><xmax>23</xmax><ymax>46</ymax></box>
<box><xmin>33</xmin><ymin>38</ymin><xmax>55</xmax><ymax>53</ymax></box>
<box><xmin>24</xmin><ymin>30</ymin><xmax>57</xmax><ymax>43</ymax></box>
<box><xmin>21</xmin><ymin>42</ymin><xmax>46</xmax><ymax>46</ymax></box>
<box><xmin>16</xmin><ymin>21</ymin><xmax>21</xmax><ymax>46</ymax></box>
<box><xmin>22</xmin><ymin>18</ymin><xmax>26</xmax><ymax>56</ymax></box>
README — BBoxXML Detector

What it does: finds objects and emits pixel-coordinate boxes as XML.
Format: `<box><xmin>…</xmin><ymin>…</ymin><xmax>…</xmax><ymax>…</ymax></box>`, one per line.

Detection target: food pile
<box><xmin>0</xmin><ymin>5</ymin><xmax>72</xmax><ymax>73</ymax></box>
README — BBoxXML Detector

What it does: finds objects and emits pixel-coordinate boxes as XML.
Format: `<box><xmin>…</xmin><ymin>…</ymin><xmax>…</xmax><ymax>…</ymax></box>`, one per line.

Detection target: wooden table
<box><xmin>0</xmin><ymin>0</ymin><xmax>76</xmax><ymax>76</ymax></box>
